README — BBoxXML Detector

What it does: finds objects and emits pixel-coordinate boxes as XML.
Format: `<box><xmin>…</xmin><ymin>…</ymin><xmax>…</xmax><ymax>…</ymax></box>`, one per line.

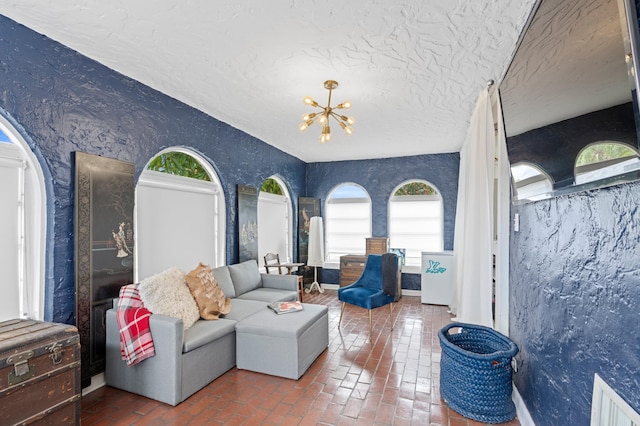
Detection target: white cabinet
<box><xmin>421</xmin><ymin>251</ymin><xmax>454</xmax><ymax>305</ymax></box>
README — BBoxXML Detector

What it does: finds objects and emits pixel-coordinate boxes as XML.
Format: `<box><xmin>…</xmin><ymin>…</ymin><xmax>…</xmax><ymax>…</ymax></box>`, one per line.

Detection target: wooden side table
<box><xmin>271</xmin><ymin>262</ymin><xmax>305</xmax><ymax>302</ymax></box>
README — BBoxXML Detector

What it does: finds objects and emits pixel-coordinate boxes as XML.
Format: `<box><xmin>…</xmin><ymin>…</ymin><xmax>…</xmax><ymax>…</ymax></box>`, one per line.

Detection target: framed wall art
<box><xmin>237</xmin><ymin>184</ymin><xmax>258</xmax><ymax>262</ymax></box>
<box><xmin>74</xmin><ymin>152</ymin><xmax>134</xmax><ymax>387</ymax></box>
<box><xmin>298</xmin><ymin>197</ymin><xmax>320</xmax><ymax>264</ymax></box>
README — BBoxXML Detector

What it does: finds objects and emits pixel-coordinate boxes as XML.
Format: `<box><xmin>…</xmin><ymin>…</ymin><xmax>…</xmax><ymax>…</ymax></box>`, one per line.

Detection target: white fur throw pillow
<box><xmin>138</xmin><ymin>266</ymin><xmax>200</xmax><ymax>330</ymax></box>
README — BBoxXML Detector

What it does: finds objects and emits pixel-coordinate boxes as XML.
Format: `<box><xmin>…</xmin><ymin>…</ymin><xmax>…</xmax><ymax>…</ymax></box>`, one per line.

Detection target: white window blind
<box><xmin>0</xmin><ymin>118</ymin><xmax>47</xmax><ymax>321</ymax></box>
<box><xmin>258</xmin><ymin>192</ymin><xmax>290</xmax><ymax>268</ymax></box>
<box><xmin>389</xmin><ymin>195</ymin><xmax>443</xmax><ymax>266</ymax></box>
<box><xmin>325</xmin><ymin>197</ymin><xmax>371</xmax><ymax>262</ymax></box>
<box><xmin>136</xmin><ymin>169</ymin><xmax>221</xmax><ymax>280</ymax></box>
<box><xmin>0</xmin><ymin>147</ymin><xmax>23</xmax><ymax>321</ymax></box>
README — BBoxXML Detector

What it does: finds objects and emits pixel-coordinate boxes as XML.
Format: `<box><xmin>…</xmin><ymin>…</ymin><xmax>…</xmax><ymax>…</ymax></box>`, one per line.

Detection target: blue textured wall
<box><xmin>306</xmin><ymin>154</ymin><xmax>459</xmax><ymax>288</ymax></box>
<box><xmin>0</xmin><ymin>15</ymin><xmax>306</xmax><ymax>324</ymax></box>
<box><xmin>510</xmin><ymin>181</ymin><xmax>640</xmax><ymax>425</ymax></box>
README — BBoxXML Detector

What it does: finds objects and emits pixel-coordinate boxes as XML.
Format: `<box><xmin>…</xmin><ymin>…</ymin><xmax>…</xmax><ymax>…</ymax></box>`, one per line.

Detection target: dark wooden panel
<box><xmin>75</xmin><ymin>152</ymin><xmax>134</xmax><ymax>388</ymax></box>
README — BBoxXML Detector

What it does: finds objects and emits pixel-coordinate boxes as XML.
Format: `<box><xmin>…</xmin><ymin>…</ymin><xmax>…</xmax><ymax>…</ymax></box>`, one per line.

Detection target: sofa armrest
<box><xmin>105</xmin><ymin>308</ymin><xmax>186</xmax><ymax>406</ymax></box>
<box><xmin>261</xmin><ymin>273</ymin><xmax>298</xmax><ymax>291</ymax></box>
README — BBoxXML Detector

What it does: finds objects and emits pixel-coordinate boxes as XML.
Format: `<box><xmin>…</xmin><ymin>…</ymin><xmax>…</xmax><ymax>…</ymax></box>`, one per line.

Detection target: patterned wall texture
<box><xmin>510</xmin><ymin>181</ymin><xmax>640</xmax><ymax>424</ymax></box>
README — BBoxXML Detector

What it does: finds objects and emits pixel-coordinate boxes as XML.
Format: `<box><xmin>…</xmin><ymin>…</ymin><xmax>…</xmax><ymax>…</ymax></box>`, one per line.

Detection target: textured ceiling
<box><xmin>0</xmin><ymin>1</ymin><xmax>536</xmax><ymax>162</ymax></box>
<box><xmin>501</xmin><ymin>0</ymin><xmax>631</xmax><ymax>137</ymax></box>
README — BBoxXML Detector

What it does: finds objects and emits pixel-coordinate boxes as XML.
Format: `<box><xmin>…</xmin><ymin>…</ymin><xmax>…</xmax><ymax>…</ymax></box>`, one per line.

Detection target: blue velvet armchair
<box><xmin>338</xmin><ymin>253</ymin><xmax>399</xmax><ymax>337</ymax></box>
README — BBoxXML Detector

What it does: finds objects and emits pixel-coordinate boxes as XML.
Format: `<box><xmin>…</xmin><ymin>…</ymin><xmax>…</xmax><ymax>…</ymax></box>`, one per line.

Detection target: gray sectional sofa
<box><xmin>105</xmin><ymin>260</ymin><xmax>303</xmax><ymax>406</ymax></box>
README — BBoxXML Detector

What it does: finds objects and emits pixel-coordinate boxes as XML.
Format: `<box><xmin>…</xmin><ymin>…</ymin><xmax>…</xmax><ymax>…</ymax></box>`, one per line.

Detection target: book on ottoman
<box><xmin>268</xmin><ymin>301</ymin><xmax>303</xmax><ymax>314</ymax></box>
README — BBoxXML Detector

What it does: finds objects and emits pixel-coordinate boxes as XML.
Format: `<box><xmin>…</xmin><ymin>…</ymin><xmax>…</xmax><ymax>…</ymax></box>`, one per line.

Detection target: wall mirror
<box><xmin>500</xmin><ymin>0</ymin><xmax>640</xmax><ymax>202</ymax></box>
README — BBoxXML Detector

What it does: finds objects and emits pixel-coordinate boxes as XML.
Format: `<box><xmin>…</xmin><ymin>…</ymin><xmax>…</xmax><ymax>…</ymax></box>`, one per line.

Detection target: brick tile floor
<box><xmin>81</xmin><ymin>289</ymin><xmax>521</xmax><ymax>425</ymax></box>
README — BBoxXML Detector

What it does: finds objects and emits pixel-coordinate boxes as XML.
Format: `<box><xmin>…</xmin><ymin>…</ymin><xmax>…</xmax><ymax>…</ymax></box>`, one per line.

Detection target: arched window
<box><xmin>258</xmin><ymin>176</ymin><xmax>293</xmax><ymax>269</ymax></box>
<box><xmin>0</xmin><ymin>116</ymin><xmax>47</xmax><ymax>321</ymax></box>
<box><xmin>135</xmin><ymin>148</ymin><xmax>225</xmax><ymax>280</ymax></box>
<box><xmin>511</xmin><ymin>163</ymin><xmax>553</xmax><ymax>201</ymax></box>
<box><xmin>325</xmin><ymin>184</ymin><xmax>372</xmax><ymax>262</ymax></box>
<box><xmin>388</xmin><ymin>180</ymin><xmax>443</xmax><ymax>267</ymax></box>
<box><xmin>574</xmin><ymin>141</ymin><xmax>640</xmax><ymax>185</ymax></box>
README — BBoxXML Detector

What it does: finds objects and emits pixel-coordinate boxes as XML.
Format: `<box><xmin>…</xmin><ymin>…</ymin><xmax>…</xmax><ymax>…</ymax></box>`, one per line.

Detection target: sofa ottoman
<box><xmin>235</xmin><ymin>303</ymin><xmax>329</xmax><ymax>379</ymax></box>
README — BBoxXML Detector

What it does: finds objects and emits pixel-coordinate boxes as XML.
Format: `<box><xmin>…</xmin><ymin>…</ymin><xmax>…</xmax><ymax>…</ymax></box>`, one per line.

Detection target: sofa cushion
<box><xmin>236</xmin><ymin>288</ymin><xmax>298</xmax><ymax>303</ymax></box>
<box><xmin>222</xmin><ymin>299</ymin><xmax>267</xmax><ymax>322</ymax></box>
<box><xmin>211</xmin><ymin>265</ymin><xmax>235</xmax><ymax>298</ymax></box>
<box><xmin>228</xmin><ymin>260</ymin><xmax>262</xmax><ymax>296</ymax></box>
<box><xmin>185</xmin><ymin>262</ymin><xmax>232</xmax><ymax>320</ymax></box>
<box><xmin>138</xmin><ymin>267</ymin><xmax>200</xmax><ymax>330</ymax></box>
<box><xmin>182</xmin><ymin>318</ymin><xmax>237</xmax><ymax>353</ymax></box>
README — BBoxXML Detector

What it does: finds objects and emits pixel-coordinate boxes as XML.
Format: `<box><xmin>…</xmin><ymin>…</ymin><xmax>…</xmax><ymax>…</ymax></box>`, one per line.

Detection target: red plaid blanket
<box><xmin>116</xmin><ymin>284</ymin><xmax>155</xmax><ymax>366</ymax></box>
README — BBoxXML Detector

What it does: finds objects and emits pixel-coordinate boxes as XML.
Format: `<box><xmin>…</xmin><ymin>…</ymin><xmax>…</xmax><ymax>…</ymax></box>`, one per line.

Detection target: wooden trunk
<box><xmin>365</xmin><ymin>237</ymin><xmax>389</xmax><ymax>255</ymax></box>
<box><xmin>339</xmin><ymin>255</ymin><xmax>367</xmax><ymax>287</ymax></box>
<box><xmin>0</xmin><ymin>319</ymin><xmax>81</xmax><ymax>425</ymax></box>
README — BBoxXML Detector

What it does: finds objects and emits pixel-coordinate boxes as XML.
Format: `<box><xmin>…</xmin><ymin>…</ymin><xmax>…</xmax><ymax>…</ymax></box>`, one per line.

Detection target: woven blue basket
<box><xmin>438</xmin><ymin>322</ymin><xmax>519</xmax><ymax>424</ymax></box>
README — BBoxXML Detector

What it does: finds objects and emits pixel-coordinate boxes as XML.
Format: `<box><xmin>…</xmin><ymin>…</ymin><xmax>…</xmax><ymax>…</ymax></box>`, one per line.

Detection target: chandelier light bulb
<box><xmin>300</xmin><ymin>80</ymin><xmax>354</xmax><ymax>143</ymax></box>
<box><xmin>304</xmin><ymin>96</ymin><xmax>318</xmax><ymax>107</ymax></box>
<box><xmin>339</xmin><ymin>121</ymin><xmax>354</xmax><ymax>135</ymax></box>
<box><xmin>320</xmin><ymin>125</ymin><xmax>332</xmax><ymax>143</ymax></box>
<box><xmin>339</xmin><ymin>115</ymin><xmax>355</xmax><ymax>125</ymax></box>
<box><xmin>299</xmin><ymin>118</ymin><xmax>314</xmax><ymax>133</ymax></box>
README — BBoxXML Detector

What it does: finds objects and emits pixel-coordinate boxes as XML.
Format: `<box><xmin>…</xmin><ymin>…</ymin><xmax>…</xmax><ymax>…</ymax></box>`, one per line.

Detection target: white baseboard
<box><xmin>320</xmin><ymin>283</ymin><xmax>339</xmax><ymax>290</ymax></box>
<box><xmin>513</xmin><ymin>384</ymin><xmax>536</xmax><ymax>426</ymax></box>
<box><xmin>82</xmin><ymin>372</ymin><xmax>106</xmax><ymax>396</ymax></box>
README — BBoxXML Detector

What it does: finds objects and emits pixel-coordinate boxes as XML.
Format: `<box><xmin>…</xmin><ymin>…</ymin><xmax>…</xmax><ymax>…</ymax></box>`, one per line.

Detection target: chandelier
<box><xmin>298</xmin><ymin>80</ymin><xmax>355</xmax><ymax>143</ymax></box>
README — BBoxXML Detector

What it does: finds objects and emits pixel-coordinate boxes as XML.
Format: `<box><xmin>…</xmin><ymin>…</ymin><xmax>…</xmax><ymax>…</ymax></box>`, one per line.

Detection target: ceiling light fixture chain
<box><xmin>299</xmin><ymin>80</ymin><xmax>355</xmax><ymax>143</ymax></box>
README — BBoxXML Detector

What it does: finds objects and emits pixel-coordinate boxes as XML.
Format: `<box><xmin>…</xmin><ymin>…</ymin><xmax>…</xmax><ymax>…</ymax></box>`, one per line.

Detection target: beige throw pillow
<box><xmin>186</xmin><ymin>262</ymin><xmax>232</xmax><ymax>320</ymax></box>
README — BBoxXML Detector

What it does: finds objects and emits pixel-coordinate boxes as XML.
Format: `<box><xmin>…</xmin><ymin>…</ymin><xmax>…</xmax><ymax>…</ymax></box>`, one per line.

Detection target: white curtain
<box><xmin>451</xmin><ymin>88</ymin><xmax>498</xmax><ymax>327</ymax></box>
<box><xmin>494</xmin><ymin>92</ymin><xmax>511</xmax><ymax>335</ymax></box>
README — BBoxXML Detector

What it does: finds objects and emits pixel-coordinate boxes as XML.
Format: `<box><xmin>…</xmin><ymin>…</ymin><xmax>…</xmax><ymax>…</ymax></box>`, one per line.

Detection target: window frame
<box><xmin>0</xmin><ymin>115</ymin><xmax>47</xmax><ymax>321</ymax></box>
<box><xmin>258</xmin><ymin>175</ymin><xmax>293</xmax><ymax>269</ymax></box>
<box><xmin>511</xmin><ymin>162</ymin><xmax>554</xmax><ymax>202</ymax></box>
<box><xmin>135</xmin><ymin>148</ymin><xmax>225</xmax><ymax>280</ymax></box>
<box><xmin>574</xmin><ymin>141</ymin><xmax>640</xmax><ymax>185</ymax></box>
<box><xmin>324</xmin><ymin>183</ymin><xmax>372</xmax><ymax>264</ymax></box>
<box><xmin>388</xmin><ymin>180</ymin><xmax>444</xmax><ymax>271</ymax></box>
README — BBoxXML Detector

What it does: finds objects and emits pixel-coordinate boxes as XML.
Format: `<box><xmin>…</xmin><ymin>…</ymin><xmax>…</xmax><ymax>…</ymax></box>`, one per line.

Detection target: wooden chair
<box><xmin>263</xmin><ymin>253</ymin><xmax>283</xmax><ymax>274</ymax></box>
<box><xmin>263</xmin><ymin>253</ymin><xmax>304</xmax><ymax>302</ymax></box>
